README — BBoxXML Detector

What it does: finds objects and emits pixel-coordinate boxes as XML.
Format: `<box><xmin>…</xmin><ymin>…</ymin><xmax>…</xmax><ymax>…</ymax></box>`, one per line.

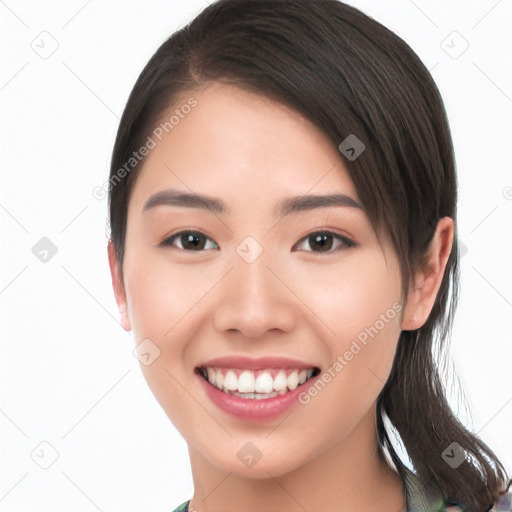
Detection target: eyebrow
<box><xmin>142</xmin><ymin>188</ymin><xmax>363</xmax><ymax>217</ymax></box>
<box><xmin>143</xmin><ymin>189</ymin><xmax>228</xmax><ymax>215</ymax></box>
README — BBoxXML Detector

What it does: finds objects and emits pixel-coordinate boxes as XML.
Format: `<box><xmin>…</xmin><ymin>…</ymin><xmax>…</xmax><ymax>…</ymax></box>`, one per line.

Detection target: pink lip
<box><xmin>197</xmin><ymin>355</ymin><xmax>318</xmax><ymax>370</ymax></box>
<box><xmin>195</xmin><ymin>367</ymin><xmax>320</xmax><ymax>422</ymax></box>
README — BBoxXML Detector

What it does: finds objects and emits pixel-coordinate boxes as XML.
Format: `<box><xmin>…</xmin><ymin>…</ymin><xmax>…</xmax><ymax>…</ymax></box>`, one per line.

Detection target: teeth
<box><xmin>287</xmin><ymin>370</ymin><xmax>299</xmax><ymax>390</ymax></box>
<box><xmin>254</xmin><ymin>372</ymin><xmax>274</xmax><ymax>393</ymax></box>
<box><xmin>200</xmin><ymin>367</ymin><xmax>317</xmax><ymax>396</ymax></box>
<box><xmin>224</xmin><ymin>370</ymin><xmax>238</xmax><ymax>391</ymax></box>
<box><xmin>230</xmin><ymin>390</ymin><xmax>280</xmax><ymax>400</ymax></box>
<box><xmin>273</xmin><ymin>370</ymin><xmax>288</xmax><ymax>391</ymax></box>
<box><xmin>207</xmin><ymin>367</ymin><xmax>216</xmax><ymax>385</ymax></box>
<box><xmin>215</xmin><ymin>370</ymin><xmax>224</xmax><ymax>390</ymax></box>
<box><xmin>237</xmin><ymin>371</ymin><xmax>255</xmax><ymax>393</ymax></box>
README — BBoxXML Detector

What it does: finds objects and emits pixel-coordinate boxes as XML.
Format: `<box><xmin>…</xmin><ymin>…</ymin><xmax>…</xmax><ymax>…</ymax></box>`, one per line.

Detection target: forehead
<box><xmin>127</xmin><ymin>83</ymin><xmax>359</xmax><ymax>215</ymax></box>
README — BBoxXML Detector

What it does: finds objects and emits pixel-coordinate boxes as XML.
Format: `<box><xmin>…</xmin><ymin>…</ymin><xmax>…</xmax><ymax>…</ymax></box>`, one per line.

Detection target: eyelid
<box><xmin>158</xmin><ymin>229</ymin><xmax>357</xmax><ymax>253</ymax></box>
<box><xmin>292</xmin><ymin>230</ymin><xmax>357</xmax><ymax>254</ymax></box>
<box><xmin>159</xmin><ymin>230</ymin><xmax>219</xmax><ymax>250</ymax></box>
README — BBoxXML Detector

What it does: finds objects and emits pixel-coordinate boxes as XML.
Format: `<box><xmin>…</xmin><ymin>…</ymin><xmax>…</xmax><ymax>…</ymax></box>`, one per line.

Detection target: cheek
<box><xmin>124</xmin><ymin>250</ymin><xmax>215</xmax><ymax>340</ymax></box>
<box><xmin>290</xmin><ymin>251</ymin><xmax>402</xmax><ymax>345</ymax></box>
<box><xmin>288</xmin><ymin>251</ymin><xmax>404</xmax><ymax>411</ymax></box>
<box><xmin>123</xmin><ymin>255</ymin><xmax>205</xmax><ymax>432</ymax></box>
<box><xmin>125</xmin><ymin>267</ymin><xmax>173</xmax><ymax>339</ymax></box>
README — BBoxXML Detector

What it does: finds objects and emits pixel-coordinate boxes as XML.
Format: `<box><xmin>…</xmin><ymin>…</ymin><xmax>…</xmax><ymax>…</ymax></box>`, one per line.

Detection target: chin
<box><xmin>208</xmin><ymin>446</ymin><xmax>306</xmax><ymax>480</ymax></box>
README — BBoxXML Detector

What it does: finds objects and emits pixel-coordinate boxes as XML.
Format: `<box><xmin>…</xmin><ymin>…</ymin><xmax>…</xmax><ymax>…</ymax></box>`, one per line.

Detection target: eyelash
<box><xmin>159</xmin><ymin>230</ymin><xmax>357</xmax><ymax>254</ymax></box>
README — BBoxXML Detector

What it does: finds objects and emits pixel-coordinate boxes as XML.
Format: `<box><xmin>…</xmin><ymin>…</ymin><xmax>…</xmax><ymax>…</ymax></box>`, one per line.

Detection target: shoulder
<box><xmin>170</xmin><ymin>499</ymin><xmax>190</xmax><ymax>512</ymax></box>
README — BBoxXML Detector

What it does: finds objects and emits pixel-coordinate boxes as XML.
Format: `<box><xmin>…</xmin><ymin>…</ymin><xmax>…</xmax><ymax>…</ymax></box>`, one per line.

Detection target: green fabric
<box><xmin>171</xmin><ymin>500</ymin><xmax>190</xmax><ymax>512</ymax></box>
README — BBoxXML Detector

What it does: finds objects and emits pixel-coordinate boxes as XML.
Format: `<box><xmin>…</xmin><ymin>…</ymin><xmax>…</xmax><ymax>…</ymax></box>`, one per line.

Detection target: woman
<box><xmin>106</xmin><ymin>1</ymin><xmax>510</xmax><ymax>510</ymax></box>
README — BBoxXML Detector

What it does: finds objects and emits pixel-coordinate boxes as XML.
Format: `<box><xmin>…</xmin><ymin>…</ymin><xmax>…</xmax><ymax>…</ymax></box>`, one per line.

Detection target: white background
<box><xmin>1</xmin><ymin>1</ymin><xmax>511</xmax><ymax>510</ymax></box>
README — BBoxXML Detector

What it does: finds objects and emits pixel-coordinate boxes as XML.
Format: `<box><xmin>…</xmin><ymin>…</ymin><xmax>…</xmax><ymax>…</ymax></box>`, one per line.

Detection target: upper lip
<box><xmin>196</xmin><ymin>355</ymin><xmax>320</xmax><ymax>371</ymax></box>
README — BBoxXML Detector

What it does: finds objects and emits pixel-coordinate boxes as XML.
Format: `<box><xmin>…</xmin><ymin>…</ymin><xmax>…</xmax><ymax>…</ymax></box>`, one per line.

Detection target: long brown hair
<box><xmin>107</xmin><ymin>1</ymin><xmax>509</xmax><ymax>509</ymax></box>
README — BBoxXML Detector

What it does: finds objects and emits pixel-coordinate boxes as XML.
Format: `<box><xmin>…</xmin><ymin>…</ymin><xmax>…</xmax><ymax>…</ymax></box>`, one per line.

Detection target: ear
<box><xmin>401</xmin><ymin>217</ymin><xmax>455</xmax><ymax>331</ymax></box>
<box><xmin>107</xmin><ymin>240</ymin><xmax>131</xmax><ymax>332</ymax></box>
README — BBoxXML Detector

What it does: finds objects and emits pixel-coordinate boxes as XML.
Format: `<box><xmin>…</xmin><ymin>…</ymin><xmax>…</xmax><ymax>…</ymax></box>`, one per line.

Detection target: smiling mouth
<box><xmin>195</xmin><ymin>366</ymin><xmax>321</xmax><ymax>399</ymax></box>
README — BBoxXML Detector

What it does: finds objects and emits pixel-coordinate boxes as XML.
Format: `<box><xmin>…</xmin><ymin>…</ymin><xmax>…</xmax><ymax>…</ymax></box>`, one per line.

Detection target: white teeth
<box><xmin>207</xmin><ymin>367</ymin><xmax>216</xmax><ymax>384</ymax></box>
<box><xmin>272</xmin><ymin>370</ymin><xmax>288</xmax><ymax>392</ymax></box>
<box><xmin>224</xmin><ymin>370</ymin><xmax>238</xmax><ymax>391</ymax></box>
<box><xmin>201</xmin><ymin>367</ymin><xmax>316</xmax><ymax>396</ymax></box>
<box><xmin>287</xmin><ymin>370</ymin><xmax>299</xmax><ymax>390</ymax></box>
<box><xmin>215</xmin><ymin>370</ymin><xmax>224</xmax><ymax>390</ymax></box>
<box><xmin>237</xmin><ymin>371</ymin><xmax>255</xmax><ymax>393</ymax></box>
<box><xmin>229</xmin><ymin>390</ymin><xmax>280</xmax><ymax>400</ymax></box>
<box><xmin>254</xmin><ymin>372</ymin><xmax>274</xmax><ymax>393</ymax></box>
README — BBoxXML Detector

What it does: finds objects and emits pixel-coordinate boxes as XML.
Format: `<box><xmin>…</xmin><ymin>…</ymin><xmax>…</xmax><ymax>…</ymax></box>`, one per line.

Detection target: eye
<box><xmin>159</xmin><ymin>231</ymin><xmax>219</xmax><ymax>251</ymax></box>
<box><xmin>292</xmin><ymin>231</ymin><xmax>356</xmax><ymax>254</ymax></box>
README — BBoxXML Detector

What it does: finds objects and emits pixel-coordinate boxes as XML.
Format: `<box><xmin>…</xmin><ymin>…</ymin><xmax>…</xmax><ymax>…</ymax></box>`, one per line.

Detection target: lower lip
<box><xmin>196</xmin><ymin>371</ymin><xmax>317</xmax><ymax>421</ymax></box>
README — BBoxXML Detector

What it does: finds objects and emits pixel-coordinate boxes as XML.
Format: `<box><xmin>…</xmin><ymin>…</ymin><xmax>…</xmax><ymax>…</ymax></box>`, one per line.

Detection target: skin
<box><xmin>108</xmin><ymin>82</ymin><xmax>454</xmax><ymax>512</ymax></box>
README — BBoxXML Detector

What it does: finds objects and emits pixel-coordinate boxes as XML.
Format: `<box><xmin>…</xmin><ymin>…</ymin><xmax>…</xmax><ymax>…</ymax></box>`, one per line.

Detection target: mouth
<box><xmin>195</xmin><ymin>366</ymin><xmax>321</xmax><ymax>400</ymax></box>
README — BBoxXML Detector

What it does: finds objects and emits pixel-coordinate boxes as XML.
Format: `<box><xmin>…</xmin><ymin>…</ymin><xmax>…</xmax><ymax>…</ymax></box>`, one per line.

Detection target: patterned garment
<box><xmin>170</xmin><ymin>469</ymin><xmax>512</xmax><ymax>512</ymax></box>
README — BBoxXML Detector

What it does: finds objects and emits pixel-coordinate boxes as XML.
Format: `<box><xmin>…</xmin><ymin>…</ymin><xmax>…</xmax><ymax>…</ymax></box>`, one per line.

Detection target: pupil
<box><xmin>310</xmin><ymin>232</ymin><xmax>332</xmax><ymax>251</ymax></box>
<box><xmin>183</xmin><ymin>233</ymin><xmax>205</xmax><ymax>250</ymax></box>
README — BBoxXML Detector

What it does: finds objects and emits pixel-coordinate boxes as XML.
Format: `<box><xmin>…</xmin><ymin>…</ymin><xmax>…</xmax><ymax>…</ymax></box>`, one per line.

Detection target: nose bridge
<box><xmin>232</xmin><ymin>234</ymin><xmax>277</xmax><ymax>297</ymax></box>
<box><xmin>212</xmin><ymin>239</ymin><xmax>296</xmax><ymax>337</ymax></box>
<box><xmin>235</xmin><ymin>248</ymin><xmax>273</xmax><ymax>298</ymax></box>
<box><xmin>231</xmin><ymin>241</ymin><xmax>281</xmax><ymax>310</ymax></box>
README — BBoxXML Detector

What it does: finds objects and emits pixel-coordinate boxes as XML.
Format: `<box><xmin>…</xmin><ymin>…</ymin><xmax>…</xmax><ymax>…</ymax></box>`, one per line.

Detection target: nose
<box><xmin>213</xmin><ymin>252</ymin><xmax>297</xmax><ymax>339</ymax></box>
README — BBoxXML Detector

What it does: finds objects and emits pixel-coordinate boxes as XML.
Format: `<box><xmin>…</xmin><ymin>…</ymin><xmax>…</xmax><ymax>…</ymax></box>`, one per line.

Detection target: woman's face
<box><xmin>110</xmin><ymin>82</ymin><xmax>408</xmax><ymax>478</ymax></box>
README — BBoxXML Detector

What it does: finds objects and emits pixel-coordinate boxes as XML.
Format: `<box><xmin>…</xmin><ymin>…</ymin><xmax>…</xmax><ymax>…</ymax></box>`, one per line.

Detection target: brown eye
<box><xmin>293</xmin><ymin>231</ymin><xmax>356</xmax><ymax>254</ymax></box>
<box><xmin>160</xmin><ymin>231</ymin><xmax>219</xmax><ymax>251</ymax></box>
<box><xmin>309</xmin><ymin>233</ymin><xmax>333</xmax><ymax>251</ymax></box>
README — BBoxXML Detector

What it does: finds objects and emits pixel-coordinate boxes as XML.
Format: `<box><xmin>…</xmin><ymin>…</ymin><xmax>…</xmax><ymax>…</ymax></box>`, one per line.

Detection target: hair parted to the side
<box><xmin>107</xmin><ymin>1</ymin><xmax>509</xmax><ymax>509</ymax></box>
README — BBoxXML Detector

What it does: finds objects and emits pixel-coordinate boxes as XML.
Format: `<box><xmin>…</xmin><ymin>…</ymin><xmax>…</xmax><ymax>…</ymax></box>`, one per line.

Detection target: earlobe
<box><xmin>400</xmin><ymin>280</ymin><xmax>426</xmax><ymax>331</ymax></box>
<box><xmin>107</xmin><ymin>240</ymin><xmax>132</xmax><ymax>332</ymax></box>
<box><xmin>400</xmin><ymin>217</ymin><xmax>454</xmax><ymax>331</ymax></box>
<box><xmin>117</xmin><ymin>303</ymin><xmax>132</xmax><ymax>332</ymax></box>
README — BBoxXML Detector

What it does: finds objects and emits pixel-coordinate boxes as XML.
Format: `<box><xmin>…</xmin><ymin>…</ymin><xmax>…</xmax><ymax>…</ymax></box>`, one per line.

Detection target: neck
<box><xmin>187</xmin><ymin>406</ymin><xmax>406</xmax><ymax>512</ymax></box>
